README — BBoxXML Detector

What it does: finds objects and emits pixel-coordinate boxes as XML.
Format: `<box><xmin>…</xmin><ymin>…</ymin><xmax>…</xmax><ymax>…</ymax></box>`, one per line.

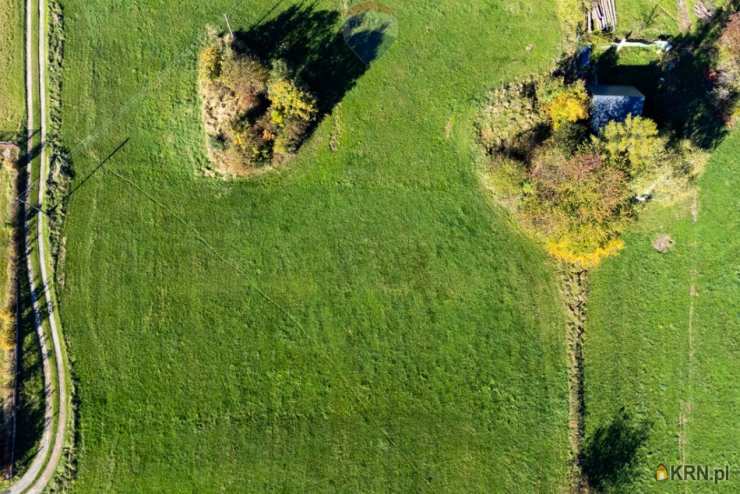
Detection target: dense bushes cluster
<box><xmin>524</xmin><ymin>149</ymin><xmax>632</xmax><ymax>266</ymax></box>
<box><xmin>199</xmin><ymin>33</ymin><xmax>317</xmax><ymax>175</ymax></box>
<box><xmin>478</xmin><ymin>81</ymin><xmax>543</xmax><ymax>156</ymax></box>
<box><xmin>478</xmin><ymin>76</ymin><xmax>671</xmax><ymax>268</ymax></box>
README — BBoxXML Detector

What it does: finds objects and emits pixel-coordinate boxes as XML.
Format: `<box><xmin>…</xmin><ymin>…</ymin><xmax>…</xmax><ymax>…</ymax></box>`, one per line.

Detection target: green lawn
<box><xmin>616</xmin><ymin>0</ymin><xmax>681</xmax><ymax>36</ymax></box>
<box><xmin>585</xmin><ymin>129</ymin><xmax>740</xmax><ymax>492</ymax></box>
<box><xmin>58</xmin><ymin>1</ymin><xmax>570</xmax><ymax>491</ymax></box>
<box><xmin>616</xmin><ymin>0</ymin><xmax>737</xmax><ymax>37</ymax></box>
<box><xmin>0</xmin><ymin>0</ymin><xmax>24</xmax><ymax>132</ymax></box>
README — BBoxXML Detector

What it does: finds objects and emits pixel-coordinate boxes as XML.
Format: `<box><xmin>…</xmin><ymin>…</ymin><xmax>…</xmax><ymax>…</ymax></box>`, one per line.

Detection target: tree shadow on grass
<box><xmin>594</xmin><ymin>4</ymin><xmax>739</xmax><ymax>149</ymax></box>
<box><xmin>234</xmin><ymin>2</ymin><xmax>387</xmax><ymax>116</ymax></box>
<box><xmin>9</xmin><ymin>259</ymin><xmax>47</xmax><ymax>476</ymax></box>
<box><xmin>581</xmin><ymin>408</ymin><xmax>651</xmax><ymax>492</ymax></box>
<box><xmin>7</xmin><ymin>137</ymin><xmax>52</xmax><ymax>476</ymax></box>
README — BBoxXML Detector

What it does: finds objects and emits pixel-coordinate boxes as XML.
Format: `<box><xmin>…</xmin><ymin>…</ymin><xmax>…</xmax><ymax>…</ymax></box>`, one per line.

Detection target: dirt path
<box><xmin>562</xmin><ymin>267</ymin><xmax>589</xmax><ymax>493</ymax></box>
<box><xmin>679</xmin><ymin>193</ymin><xmax>700</xmax><ymax>493</ymax></box>
<box><xmin>677</xmin><ymin>0</ymin><xmax>692</xmax><ymax>32</ymax></box>
<box><xmin>4</xmin><ymin>0</ymin><xmax>69</xmax><ymax>492</ymax></box>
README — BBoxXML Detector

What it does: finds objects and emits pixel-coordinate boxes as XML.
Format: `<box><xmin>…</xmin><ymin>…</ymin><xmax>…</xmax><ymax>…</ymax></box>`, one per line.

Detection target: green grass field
<box><xmin>585</xmin><ymin>129</ymin><xmax>739</xmax><ymax>492</ymax></box>
<box><xmin>57</xmin><ymin>1</ymin><xmax>571</xmax><ymax>491</ymax></box>
<box><xmin>616</xmin><ymin>0</ymin><xmax>681</xmax><ymax>36</ymax></box>
<box><xmin>0</xmin><ymin>0</ymin><xmax>24</xmax><ymax>131</ymax></box>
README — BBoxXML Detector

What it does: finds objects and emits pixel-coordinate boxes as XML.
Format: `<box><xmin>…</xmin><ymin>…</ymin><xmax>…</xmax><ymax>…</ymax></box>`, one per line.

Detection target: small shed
<box><xmin>590</xmin><ymin>85</ymin><xmax>645</xmax><ymax>130</ymax></box>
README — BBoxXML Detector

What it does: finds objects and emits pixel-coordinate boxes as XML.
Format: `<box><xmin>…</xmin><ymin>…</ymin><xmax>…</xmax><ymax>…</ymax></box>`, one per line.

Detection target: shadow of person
<box><xmin>581</xmin><ymin>408</ymin><xmax>651</xmax><ymax>492</ymax></box>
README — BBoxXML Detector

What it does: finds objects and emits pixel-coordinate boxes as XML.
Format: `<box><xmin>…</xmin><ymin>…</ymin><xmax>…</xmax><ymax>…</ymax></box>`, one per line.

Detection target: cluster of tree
<box><xmin>198</xmin><ymin>33</ymin><xmax>317</xmax><ymax>175</ymax></box>
<box><xmin>478</xmin><ymin>77</ymin><xmax>667</xmax><ymax>268</ymax></box>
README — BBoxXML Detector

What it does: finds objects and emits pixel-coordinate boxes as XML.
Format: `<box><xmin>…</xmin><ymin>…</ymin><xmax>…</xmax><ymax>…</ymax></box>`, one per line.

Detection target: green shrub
<box><xmin>729</xmin><ymin>101</ymin><xmax>740</xmax><ymax>128</ymax></box>
<box><xmin>535</xmin><ymin>75</ymin><xmax>566</xmax><ymax>108</ymax></box>
<box><xmin>199</xmin><ymin>45</ymin><xmax>223</xmax><ymax>81</ymax></box>
<box><xmin>539</xmin><ymin>79</ymin><xmax>590</xmax><ymax>129</ymax></box>
<box><xmin>208</xmin><ymin>134</ymin><xmax>227</xmax><ymax>152</ymax></box>
<box><xmin>552</xmin><ymin>120</ymin><xmax>590</xmax><ymax>154</ymax></box>
<box><xmin>478</xmin><ymin>81</ymin><xmax>542</xmax><ymax>153</ymax></box>
<box><xmin>487</xmin><ymin>158</ymin><xmax>527</xmax><ymax>198</ymax></box>
<box><xmin>596</xmin><ymin>115</ymin><xmax>666</xmax><ymax>177</ymax></box>
<box><xmin>270</xmin><ymin>58</ymin><xmax>291</xmax><ymax>82</ymax></box>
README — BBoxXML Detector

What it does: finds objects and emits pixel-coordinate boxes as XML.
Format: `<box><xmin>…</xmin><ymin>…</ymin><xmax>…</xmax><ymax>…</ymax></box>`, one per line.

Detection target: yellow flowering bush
<box><xmin>547</xmin><ymin>237</ymin><xmax>625</xmax><ymax>269</ymax></box>
<box><xmin>543</xmin><ymin>80</ymin><xmax>589</xmax><ymax>129</ymax></box>
<box><xmin>268</xmin><ymin>79</ymin><xmax>317</xmax><ymax>128</ymax></box>
<box><xmin>0</xmin><ymin>308</ymin><xmax>14</xmax><ymax>352</ymax></box>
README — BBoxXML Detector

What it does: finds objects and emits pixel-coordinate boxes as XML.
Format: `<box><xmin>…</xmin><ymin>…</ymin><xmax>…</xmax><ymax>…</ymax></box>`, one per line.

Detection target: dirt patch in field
<box><xmin>652</xmin><ymin>234</ymin><xmax>675</xmax><ymax>253</ymax></box>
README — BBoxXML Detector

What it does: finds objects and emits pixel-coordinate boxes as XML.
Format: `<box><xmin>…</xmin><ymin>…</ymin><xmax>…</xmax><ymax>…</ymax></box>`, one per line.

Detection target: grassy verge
<box><xmin>0</xmin><ymin>0</ymin><xmax>25</xmax><ymax>131</ymax></box>
<box><xmin>58</xmin><ymin>0</ymin><xmax>572</xmax><ymax>491</ymax></box>
<box><xmin>0</xmin><ymin>14</ymin><xmax>25</xmax><ymax>460</ymax></box>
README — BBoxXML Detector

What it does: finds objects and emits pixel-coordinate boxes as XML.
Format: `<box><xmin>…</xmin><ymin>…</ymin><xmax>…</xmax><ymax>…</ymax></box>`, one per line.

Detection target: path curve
<box><xmin>4</xmin><ymin>0</ymin><xmax>69</xmax><ymax>491</ymax></box>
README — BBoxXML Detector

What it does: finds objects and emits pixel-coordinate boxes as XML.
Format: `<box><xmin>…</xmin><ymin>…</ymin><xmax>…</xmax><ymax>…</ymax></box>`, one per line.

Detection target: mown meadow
<box><xmin>0</xmin><ymin>0</ymin><xmax>24</xmax><ymax>132</ymax></box>
<box><xmin>585</xmin><ymin>129</ymin><xmax>739</xmax><ymax>492</ymax></box>
<box><xmin>57</xmin><ymin>1</ymin><xmax>571</xmax><ymax>491</ymax></box>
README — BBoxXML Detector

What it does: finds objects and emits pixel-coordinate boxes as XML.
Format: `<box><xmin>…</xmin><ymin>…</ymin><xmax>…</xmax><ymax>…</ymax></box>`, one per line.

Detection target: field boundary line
<box><xmin>561</xmin><ymin>266</ymin><xmax>589</xmax><ymax>494</ymax></box>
